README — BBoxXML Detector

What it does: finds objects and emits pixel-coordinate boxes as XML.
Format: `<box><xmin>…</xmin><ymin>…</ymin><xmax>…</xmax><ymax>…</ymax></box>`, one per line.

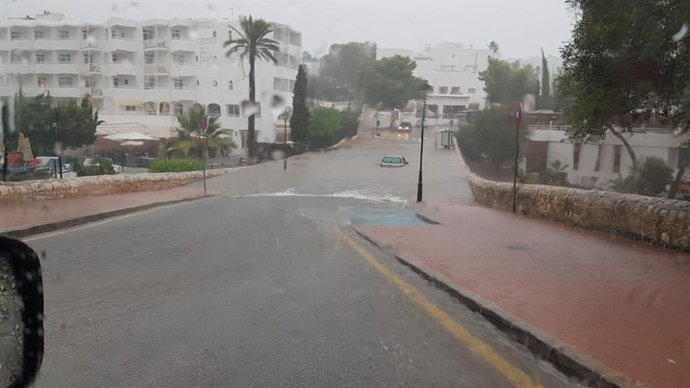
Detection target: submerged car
<box><xmin>380</xmin><ymin>155</ymin><xmax>408</xmax><ymax>167</ymax></box>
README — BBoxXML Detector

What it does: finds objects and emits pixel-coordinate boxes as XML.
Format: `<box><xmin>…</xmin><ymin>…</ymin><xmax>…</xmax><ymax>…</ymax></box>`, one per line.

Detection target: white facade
<box><xmin>377</xmin><ymin>42</ymin><xmax>496</xmax><ymax>124</ymax></box>
<box><xmin>0</xmin><ymin>12</ymin><xmax>302</xmax><ymax>146</ymax></box>
<box><xmin>529</xmin><ymin>125</ymin><xmax>689</xmax><ymax>188</ymax></box>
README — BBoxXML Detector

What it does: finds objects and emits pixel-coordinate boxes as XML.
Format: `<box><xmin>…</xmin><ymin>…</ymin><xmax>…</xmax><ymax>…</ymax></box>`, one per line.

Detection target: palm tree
<box><xmin>168</xmin><ymin>105</ymin><xmax>236</xmax><ymax>160</ymax></box>
<box><xmin>223</xmin><ymin>16</ymin><xmax>280</xmax><ymax>162</ymax></box>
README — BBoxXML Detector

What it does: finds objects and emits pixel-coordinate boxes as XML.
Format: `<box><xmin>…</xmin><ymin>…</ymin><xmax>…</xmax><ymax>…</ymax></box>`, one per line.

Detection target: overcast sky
<box><xmin>2</xmin><ymin>0</ymin><xmax>576</xmax><ymax>59</ymax></box>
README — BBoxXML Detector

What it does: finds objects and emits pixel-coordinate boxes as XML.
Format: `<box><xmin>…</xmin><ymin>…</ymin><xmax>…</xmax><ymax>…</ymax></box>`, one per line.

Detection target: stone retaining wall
<box><xmin>0</xmin><ymin>168</ymin><xmax>234</xmax><ymax>205</ymax></box>
<box><xmin>467</xmin><ymin>173</ymin><xmax>690</xmax><ymax>251</ymax></box>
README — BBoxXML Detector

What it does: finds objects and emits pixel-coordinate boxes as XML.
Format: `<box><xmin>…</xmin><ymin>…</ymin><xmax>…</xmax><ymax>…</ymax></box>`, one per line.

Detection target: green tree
<box><xmin>558</xmin><ymin>0</ymin><xmax>690</xmax><ymax>175</ymax></box>
<box><xmin>479</xmin><ymin>58</ymin><xmax>540</xmax><ymax>106</ymax></box>
<box><xmin>362</xmin><ymin>55</ymin><xmax>427</xmax><ymax>110</ymax></box>
<box><xmin>487</xmin><ymin>41</ymin><xmax>499</xmax><ymax>54</ymax></box>
<box><xmin>456</xmin><ymin>107</ymin><xmax>530</xmax><ymax>170</ymax></box>
<box><xmin>307</xmin><ymin>107</ymin><xmax>341</xmax><ymax>148</ymax></box>
<box><xmin>290</xmin><ymin>64</ymin><xmax>310</xmax><ymax>143</ymax></box>
<box><xmin>539</xmin><ymin>48</ymin><xmax>552</xmax><ymax>109</ymax></box>
<box><xmin>223</xmin><ymin>16</ymin><xmax>279</xmax><ymax>161</ymax></box>
<box><xmin>312</xmin><ymin>42</ymin><xmax>377</xmax><ymax>101</ymax></box>
<box><xmin>636</xmin><ymin>157</ymin><xmax>674</xmax><ymax>196</ymax></box>
<box><xmin>13</xmin><ymin>91</ymin><xmax>102</xmax><ymax>156</ymax></box>
<box><xmin>169</xmin><ymin>105</ymin><xmax>236</xmax><ymax>159</ymax></box>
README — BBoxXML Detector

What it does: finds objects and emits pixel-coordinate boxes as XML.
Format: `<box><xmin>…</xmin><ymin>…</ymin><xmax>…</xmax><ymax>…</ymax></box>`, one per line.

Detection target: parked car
<box><xmin>380</xmin><ymin>155</ymin><xmax>408</xmax><ymax>167</ymax></box>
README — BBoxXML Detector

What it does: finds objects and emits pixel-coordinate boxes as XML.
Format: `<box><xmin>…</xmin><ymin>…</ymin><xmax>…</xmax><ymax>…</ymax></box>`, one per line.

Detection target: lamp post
<box><xmin>417</xmin><ymin>82</ymin><xmax>432</xmax><ymax>203</ymax></box>
<box><xmin>279</xmin><ymin>107</ymin><xmax>292</xmax><ymax>170</ymax></box>
<box><xmin>1</xmin><ymin>103</ymin><xmax>8</xmax><ymax>182</ymax></box>
<box><xmin>53</xmin><ymin>111</ymin><xmax>63</xmax><ymax>179</ymax></box>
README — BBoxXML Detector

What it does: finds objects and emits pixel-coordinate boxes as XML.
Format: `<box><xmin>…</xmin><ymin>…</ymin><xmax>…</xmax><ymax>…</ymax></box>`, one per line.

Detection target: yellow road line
<box><xmin>336</xmin><ymin>229</ymin><xmax>542</xmax><ymax>388</ymax></box>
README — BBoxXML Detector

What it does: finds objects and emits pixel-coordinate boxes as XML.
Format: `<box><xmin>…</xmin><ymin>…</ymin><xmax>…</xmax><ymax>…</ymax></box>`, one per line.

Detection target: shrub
<box><xmin>636</xmin><ymin>157</ymin><xmax>673</xmax><ymax>196</ymax></box>
<box><xmin>609</xmin><ymin>174</ymin><xmax>636</xmax><ymax>193</ymax></box>
<box><xmin>77</xmin><ymin>157</ymin><xmax>115</xmax><ymax>176</ymax></box>
<box><xmin>149</xmin><ymin>158</ymin><xmax>204</xmax><ymax>173</ymax></box>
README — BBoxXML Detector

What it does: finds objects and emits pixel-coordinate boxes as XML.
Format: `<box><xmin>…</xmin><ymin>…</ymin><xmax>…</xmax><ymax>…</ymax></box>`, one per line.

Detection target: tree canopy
<box><xmin>558</xmin><ymin>0</ymin><xmax>690</xmax><ymax>172</ymax></box>
<box><xmin>290</xmin><ymin>64</ymin><xmax>310</xmax><ymax>143</ymax></box>
<box><xmin>307</xmin><ymin>107</ymin><xmax>341</xmax><ymax>148</ymax></box>
<box><xmin>169</xmin><ymin>105</ymin><xmax>235</xmax><ymax>158</ymax></box>
<box><xmin>362</xmin><ymin>55</ymin><xmax>427</xmax><ymax>110</ymax></box>
<box><xmin>11</xmin><ymin>91</ymin><xmax>102</xmax><ymax>156</ymax></box>
<box><xmin>479</xmin><ymin>58</ymin><xmax>540</xmax><ymax>106</ymax></box>
<box><xmin>310</xmin><ymin>42</ymin><xmax>377</xmax><ymax>101</ymax></box>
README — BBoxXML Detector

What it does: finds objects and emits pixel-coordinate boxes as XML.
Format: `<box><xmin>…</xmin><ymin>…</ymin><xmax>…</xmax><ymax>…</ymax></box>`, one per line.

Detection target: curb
<box><xmin>349</xmin><ymin>226</ymin><xmax>637</xmax><ymax>388</ymax></box>
<box><xmin>1</xmin><ymin>194</ymin><xmax>215</xmax><ymax>239</ymax></box>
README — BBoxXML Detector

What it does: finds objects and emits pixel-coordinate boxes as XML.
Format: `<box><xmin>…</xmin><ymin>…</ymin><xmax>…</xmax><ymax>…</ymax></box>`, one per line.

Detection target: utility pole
<box><xmin>1</xmin><ymin>103</ymin><xmax>8</xmax><ymax>182</ymax></box>
<box><xmin>416</xmin><ymin>93</ymin><xmax>427</xmax><ymax>203</ymax></box>
<box><xmin>54</xmin><ymin>111</ymin><xmax>63</xmax><ymax>179</ymax></box>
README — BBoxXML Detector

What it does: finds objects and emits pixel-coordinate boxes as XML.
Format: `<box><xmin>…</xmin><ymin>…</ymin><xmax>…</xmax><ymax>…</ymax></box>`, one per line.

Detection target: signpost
<box><xmin>508</xmin><ymin>102</ymin><xmax>523</xmax><ymax>213</ymax></box>
<box><xmin>200</xmin><ymin>116</ymin><xmax>208</xmax><ymax>194</ymax></box>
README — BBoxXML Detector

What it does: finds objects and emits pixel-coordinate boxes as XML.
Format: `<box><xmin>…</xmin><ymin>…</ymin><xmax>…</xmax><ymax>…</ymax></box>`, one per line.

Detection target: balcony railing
<box><xmin>80</xmin><ymin>41</ymin><xmax>103</xmax><ymax>50</ymax></box>
<box><xmin>143</xmin><ymin>40</ymin><xmax>168</xmax><ymax>49</ymax></box>
<box><xmin>144</xmin><ymin>64</ymin><xmax>169</xmax><ymax>74</ymax></box>
<box><xmin>81</xmin><ymin>64</ymin><xmax>103</xmax><ymax>73</ymax></box>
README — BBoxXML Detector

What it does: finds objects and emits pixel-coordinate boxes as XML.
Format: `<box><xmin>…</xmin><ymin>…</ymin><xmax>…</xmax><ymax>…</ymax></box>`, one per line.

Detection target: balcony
<box><xmin>144</xmin><ymin>64</ymin><xmax>169</xmax><ymax>75</ymax></box>
<box><xmin>109</xmin><ymin>38</ymin><xmax>138</xmax><ymax>52</ymax></box>
<box><xmin>51</xmin><ymin>40</ymin><xmax>81</xmax><ymax>51</ymax></box>
<box><xmin>80</xmin><ymin>41</ymin><xmax>104</xmax><ymax>51</ymax></box>
<box><xmin>80</xmin><ymin>64</ymin><xmax>104</xmax><ymax>75</ymax></box>
<box><xmin>169</xmin><ymin>64</ymin><xmax>196</xmax><ymax>77</ymax></box>
<box><xmin>110</xmin><ymin>63</ymin><xmax>137</xmax><ymax>75</ymax></box>
<box><xmin>170</xmin><ymin>87</ymin><xmax>198</xmax><ymax>100</ymax></box>
<box><xmin>0</xmin><ymin>39</ymin><xmax>32</xmax><ymax>50</ymax></box>
<box><xmin>168</xmin><ymin>39</ymin><xmax>196</xmax><ymax>52</ymax></box>
<box><xmin>143</xmin><ymin>40</ymin><xmax>168</xmax><ymax>50</ymax></box>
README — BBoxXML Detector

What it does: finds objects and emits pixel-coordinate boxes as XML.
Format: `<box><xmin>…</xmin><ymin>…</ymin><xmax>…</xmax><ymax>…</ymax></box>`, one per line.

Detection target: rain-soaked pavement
<box><xmin>29</xmin><ymin>133</ymin><xmax>583</xmax><ymax>387</ymax></box>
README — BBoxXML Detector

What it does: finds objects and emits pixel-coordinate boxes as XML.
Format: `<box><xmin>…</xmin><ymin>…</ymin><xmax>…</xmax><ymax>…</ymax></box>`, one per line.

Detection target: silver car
<box><xmin>380</xmin><ymin>155</ymin><xmax>409</xmax><ymax>167</ymax></box>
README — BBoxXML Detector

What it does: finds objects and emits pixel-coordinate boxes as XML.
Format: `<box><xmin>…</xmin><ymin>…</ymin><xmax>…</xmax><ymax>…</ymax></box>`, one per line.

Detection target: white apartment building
<box><xmin>0</xmin><ymin>11</ymin><xmax>302</xmax><ymax>146</ymax></box>
<box><xmin>525</xmin><ymin>113</ymin><xmax>690</xmax><ymax>188</ymax></box>
<box><xmin>377</xmin><ymin>42</ymin><xmax>494</xmax><ymax>125</ymax></box>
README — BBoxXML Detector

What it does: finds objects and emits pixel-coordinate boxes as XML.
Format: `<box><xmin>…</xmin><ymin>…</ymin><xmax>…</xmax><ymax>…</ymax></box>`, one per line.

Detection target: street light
<box><xmin>279</xmin><ymin>107</ymin><xmax>292</xmax><ymax>170</ymax></box>
<box><xmin>417</xmin><ymin>81</ymin><xmax>432</xmax><ymax>203</ymax></box>
<box><xmin>53</xmin><ymin>111</ymin><xmax>63</xmax><ymax>179</ymax></box>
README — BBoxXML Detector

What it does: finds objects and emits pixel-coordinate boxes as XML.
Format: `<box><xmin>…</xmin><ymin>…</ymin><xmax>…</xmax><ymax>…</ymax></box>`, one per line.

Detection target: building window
<box><xmin>82</xmin><ymin>29</ymin><xmax>88</xmax><ymax>40</ymax></box>
<box><xmin>10</xmin><ymin>31</ymin><xmax>20</xmax><ymax>40</ymax></box>
<box><xmin>10</xmin><ymin>54</ymin><xmax>19</xmax><ymax>64</ymax></box>
<box><xmin>83</xmin><ymin>53</ymin><xmax>93</xmax><ymax>64</ymax></box>
<box><xmin>145</xmin><ymin>77</ymin><xmax>155</xmax><ymax>89</ymax></box>
<box><xmin>33</xmin><ymin>30</ymin><xmax>44</xmax><ymax>40</ymax></box>
<box><xmin>145</xmin><ymin>53</ymin><xmax>154</xmax><ymax>64</ymax></box>
<box><xmin>450</xmin><ymin>87</ymin><xmax>461</xmax><ymax>95</ymax></box>
<box><xmin>125</xmin><ymin>105</ymin><xmax>137</xmax><ymax>111</ymax></box>
<box><xmin>58</xmin><ymin>53</ymin><xmax>71</xmax><ymax>64</ymax></box>
<box><xmin>212</xmin><ymin>80</ymin><xmax>218</xmax><ymax>87</ymax></box>
<box><xmin>57</xmin><ymin>76</ymin><xmax>73</xmax><ymax>87</ymax></box>
<box><xmin>84</xmin><ymin>78</ymin><xmax>93</xmax><ymax>88</ymax></box>
<box><xmin>111</xmin><ymin>29</ymin><xmax>125</xmax><ymax>39</ymax></box>
<box><xmin>174</xmin><ymin>79</ymin><xmax>184</xmax><ymax>89</ymax></box>
<box><xmin>143</xmin><ymin>29</ymin><xmax>154</xmax><ymax>41</ymax></box>
<box><xmin>613</xmin><ymin>145</ymin><xmax>622</xmax><ymax>173</ymax></box>
<box><xmin>439</xmin><ymin>86</ymin><xmax>449</xmax><ymax>94</ymax></box>
<box><xmin>573</xmin><ymin>143</ymin><xmax>582</xmax><ymax>170</ymax></box>
<box><xmin>226</xmin><ymin>104</ymin><xmax>240</xmax><ymax>117</ymax></box>
<box><xmin>228</xmin><ymin>80</ymin><xmax>234</xmax><ymax>90</ymax></box>
<box><xmin>212</xmin><ymin>30</ymin><xmax>216</xmax><ymax>38</ymax></box>
<box><xmin>124</xmin><ymin>78</ymin><xmax>129</xmax><ymax>85</ymax></box>
<box><xmin>594</xmin><ymin>145</ymin><xmax>602</xmax><ymax>172</ymax></box>
<box><xmin>227</xmin><ymin>30</ymin><xmax>232</xmax><ymax>41</ymax></box>
<box><xmin>113</xmin><ymin>77</ymin><xmax>120</xmax><ymax>87</ymax></box>
<box><xmin>468</xmin><ymin>88</ymin><xmax>476</xmax><ymax>94</ymax></box>
<box><xmin>171</xmin><ymin>29</ymin><xmax>181</xmax><ymax>40</ymax></box>
<box><xmin>173</xmin><ymin>103</ymin><xmax>184</xmax><ymax>115</ymax></box>
<box><xmin>58</xmin><ymin>30</ymin><xmax>70</xmax><ymax>40</ymax></box>
<box><xmin>208</xmin><ymin>103</ymin><xmax>221</xmax><ymax>118</ymax></box>
<box><xmin>172</xmin><ymin>53</ymin><xmax>185</xmax><ymax>64</ymax></box>
<box><xmin>37</xmin><ymin>76</ymin><xmax>47</xmax><ymax>87</ymax></box>
<box><xmin>196</xmin><ymin>79</ymin><xmax>200</xmax><ymax>86</ymax></box>
<box><xmin>35</xmin><ymin>54</ymin><xmax>45</xmax><ymax>64</ymax></box>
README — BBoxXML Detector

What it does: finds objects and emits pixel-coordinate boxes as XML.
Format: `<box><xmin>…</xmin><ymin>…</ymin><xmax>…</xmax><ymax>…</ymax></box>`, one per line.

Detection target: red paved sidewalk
<box><xmin>0</xmin><ymin>185</ymin><xmax>207</xmax><ymax>234</ymax></box>
<box><xmin>356</xmin><ymin>200</ymin><xmax>690</xmax><ymax>388</ymax></box>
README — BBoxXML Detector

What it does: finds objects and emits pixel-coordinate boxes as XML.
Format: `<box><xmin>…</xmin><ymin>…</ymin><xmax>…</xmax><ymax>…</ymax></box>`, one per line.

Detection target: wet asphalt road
<box><xmin>28</xmin><ymin>133</ymin><xmax>582</xmax><ymax>387</ymax></box>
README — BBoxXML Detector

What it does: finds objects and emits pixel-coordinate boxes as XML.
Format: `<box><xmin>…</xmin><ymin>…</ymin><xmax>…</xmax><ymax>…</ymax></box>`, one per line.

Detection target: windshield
<box><xmin>1</xmin><ymin>1</ymin><xmax>689</xmax><ymax>387</ymax></box>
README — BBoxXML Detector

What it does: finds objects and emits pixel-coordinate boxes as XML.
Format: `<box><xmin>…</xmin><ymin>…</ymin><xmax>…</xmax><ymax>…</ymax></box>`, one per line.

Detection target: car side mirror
<box><xmin>0</xmin><ymin>237</ymin><xmax>44</xmax><ymax>388</ymax></box>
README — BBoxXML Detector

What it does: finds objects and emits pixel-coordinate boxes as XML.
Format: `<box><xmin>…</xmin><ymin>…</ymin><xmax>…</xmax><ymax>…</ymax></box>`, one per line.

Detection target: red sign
<box><xmin>508</xmin><ymin>102</ymin><xmax>523</xmax><ymax>128</ymax></box>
